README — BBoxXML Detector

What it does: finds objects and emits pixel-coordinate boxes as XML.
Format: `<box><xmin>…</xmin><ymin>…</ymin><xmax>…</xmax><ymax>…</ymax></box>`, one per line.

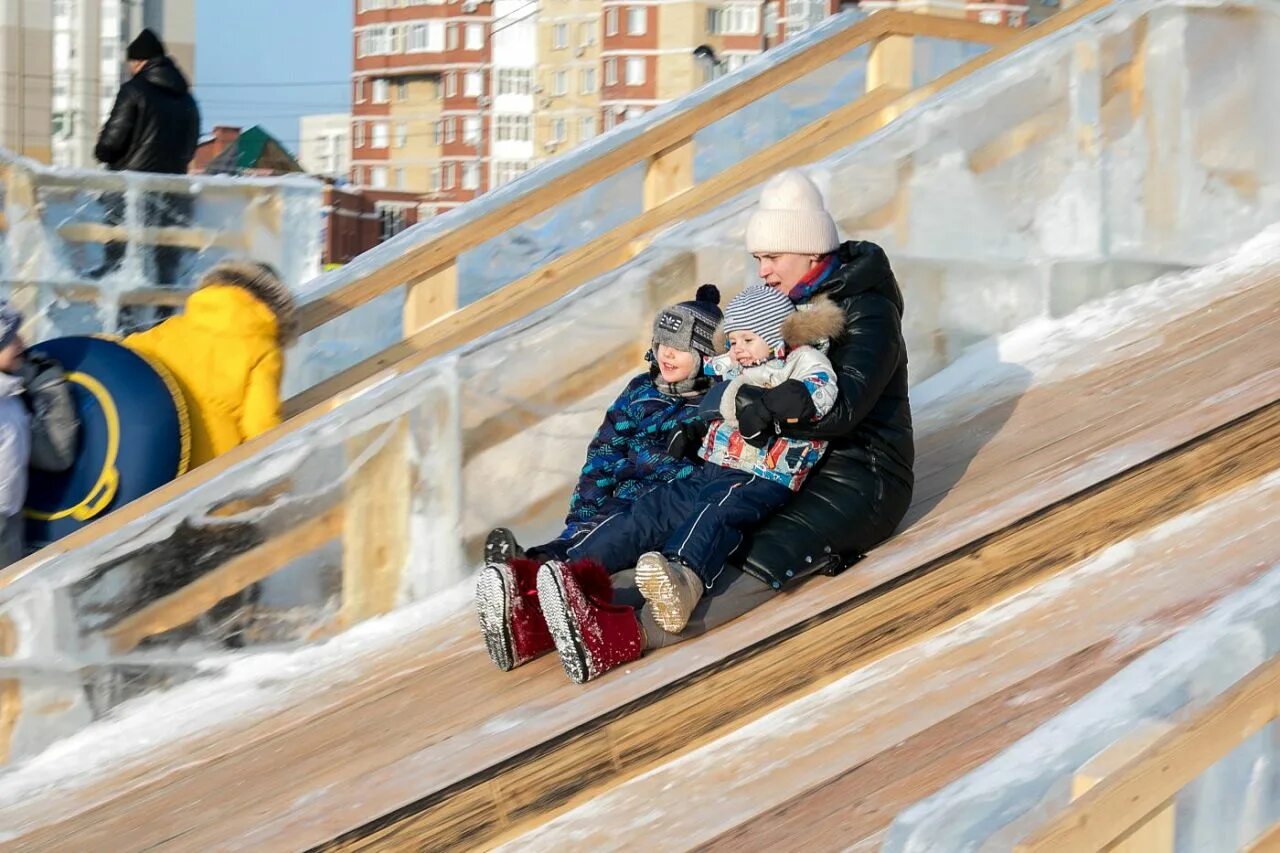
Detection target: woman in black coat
<box><xmin>484</xmin><ymin>170</ymin><xmax>914</xmax><ymax>683</ymax></box>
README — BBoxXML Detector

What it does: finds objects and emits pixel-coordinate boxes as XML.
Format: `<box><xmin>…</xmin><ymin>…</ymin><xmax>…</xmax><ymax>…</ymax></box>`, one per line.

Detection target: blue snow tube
<box><xmin>24</xmin><ymin>336</ymin><xmax>191</xmax><ymax>547</ymax></box>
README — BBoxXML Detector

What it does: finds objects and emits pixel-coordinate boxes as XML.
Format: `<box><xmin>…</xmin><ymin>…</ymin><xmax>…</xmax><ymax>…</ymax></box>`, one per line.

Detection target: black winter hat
<box><xmin>652</xmin><ymin>284</ymin><xmax>722</xmax><ymax>359</ymax></box>
<box><xmin>127</xmin><ymin>29</ymin><xmax>166</xmax><ymax>62</ymax></box>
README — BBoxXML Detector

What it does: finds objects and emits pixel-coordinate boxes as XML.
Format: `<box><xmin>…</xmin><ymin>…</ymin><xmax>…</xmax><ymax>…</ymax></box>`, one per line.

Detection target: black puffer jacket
<box><xmin>95</xmin><ymin>57</ymin><xmax>200</xmax><ymax>174</ymax></box>
<box><xmin>737</xmin><ymin>240</ymin><xmax>914</xmax><ymax>588</ymax></box>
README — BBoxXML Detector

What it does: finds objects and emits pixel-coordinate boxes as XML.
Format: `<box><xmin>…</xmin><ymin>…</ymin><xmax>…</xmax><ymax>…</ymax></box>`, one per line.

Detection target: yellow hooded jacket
<box><xmin>125</xmin><ymin>277</ymin><xmax>288</xmax><ymax>468</ymax></box>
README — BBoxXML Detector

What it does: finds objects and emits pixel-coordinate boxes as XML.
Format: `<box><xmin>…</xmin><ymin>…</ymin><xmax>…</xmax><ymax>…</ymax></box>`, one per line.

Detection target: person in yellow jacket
<box><xmin>125</xmin><ymin>259</ymin><xmax>297</xmax><ymax>468</ymax></box>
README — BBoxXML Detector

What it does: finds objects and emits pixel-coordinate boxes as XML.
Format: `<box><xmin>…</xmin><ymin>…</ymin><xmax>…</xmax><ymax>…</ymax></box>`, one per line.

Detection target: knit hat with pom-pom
<box><xmin>652</xmin><ymin>283</ymin><xmax>722</xmax><ymax>359</ymax></box>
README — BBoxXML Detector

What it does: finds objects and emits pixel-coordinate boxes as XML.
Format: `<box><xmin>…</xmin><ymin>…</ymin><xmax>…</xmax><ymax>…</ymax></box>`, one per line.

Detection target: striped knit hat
<box><xmin>722</xmin><ymin>285</ymin><xmax>795</xmax><ymax>351</ymax></box>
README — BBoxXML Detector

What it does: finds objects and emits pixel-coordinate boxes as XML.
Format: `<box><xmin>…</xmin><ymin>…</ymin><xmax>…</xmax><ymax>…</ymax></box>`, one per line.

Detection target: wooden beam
<box><xmin>0</xmin><ymin>615</ymin><xmax>18</xmax><ymax>766</ymax></box>
<box><xmin>1018</xmin><ymin>655</ymin><xmax>1280</xmax><ymax>853</ymax></box>
<box><xmin>56</xmin><ymin>223</ymin><xmax>245</xmax><ymax>251</ymax></box>
<box><xmin>1068</xmin><ymin>721</ymin><xmax>1175</xmax><ymax>853</ymax></box>
<box><xmin>402</xmin><ymin>260</ymin><xmax>458</xmax><ymax>337</ymax></box>
<box><xmin>340</xmin><ymin>420</ymin><xmax>413</xmax><ymax>628</ymax></box>
<box><xmin>1245</xmin><ymin>821</ymin><xmax>1280</xmax><ymax>853</ymax></box>
<box><xmin>104</xmin><ymin>506</ymin><xmax>345</xmax><ymax>654</ymax></box>
<box><xmin>968</xmin><ymin>103</ymin><xmax>1068</xmax><ymax>174</ymax></box>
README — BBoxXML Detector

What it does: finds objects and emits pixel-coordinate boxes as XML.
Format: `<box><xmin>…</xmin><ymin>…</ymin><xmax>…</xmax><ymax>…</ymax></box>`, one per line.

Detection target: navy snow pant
<box><xmin>565</xmin><ymin>465</ymin><xmax>792</xmax><ymax>588</ymax></box>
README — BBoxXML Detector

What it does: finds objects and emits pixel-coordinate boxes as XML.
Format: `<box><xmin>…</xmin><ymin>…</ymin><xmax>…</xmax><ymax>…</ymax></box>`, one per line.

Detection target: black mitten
<box><xmin>761</xmin><ymin>379</ymin><xmax>817</xmax><ymax>425</ymax></box>
<box><xmin>735</xmin><ymin>385</ymin><xmax>774</xmax><ymax>448</ymax></box>
<box><xmin>666</xmin><ymin>418</ymin><xmax>709</xmax><ymax>460</ymax></box>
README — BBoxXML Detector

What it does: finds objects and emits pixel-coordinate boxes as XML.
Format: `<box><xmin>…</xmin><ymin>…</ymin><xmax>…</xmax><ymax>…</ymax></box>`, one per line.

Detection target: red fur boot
<box><xmin>537</xmin><ymin>559</ymin><xmax>645</xmax><ymax>684</ymax></box>
<box><xmin>475</xmin><ymin>557</ymin><xmax>553</xmax><ymax>671</ymax></box>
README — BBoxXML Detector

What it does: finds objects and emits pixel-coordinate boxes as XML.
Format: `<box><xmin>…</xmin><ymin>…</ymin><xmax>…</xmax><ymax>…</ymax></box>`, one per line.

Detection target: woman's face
<box><xmin>754</xmin><ymin>253</ymin><xmax>821</xmax><ymax>293</ymax></box>
<box><xmin>655</xmin><ymin>344</ymin><xmax>698</xmax><ymax>384</ymax></box>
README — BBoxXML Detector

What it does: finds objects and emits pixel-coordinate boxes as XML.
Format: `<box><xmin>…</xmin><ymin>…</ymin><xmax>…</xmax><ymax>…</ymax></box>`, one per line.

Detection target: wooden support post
<box><xmin>1068</xmin><ymin>721</ymin><xmax>1176</xmax><ymax>853</ymax></box>
<box><xmin>634</xmin><ymin>138</ymin><xmax>695</xmax><ymax>257</ymax></box>
<box><xmin>0</xmin><ymin>615</ymin><xmax>17</xmax><ymax>765</ymax></box>
<box><xmin>340</xmin><ymin>418</ymin><xmax>413</xmax><ymax>628</ymax></box>
<box><xmin>403</xmin><ymin>261</ymin><xmax>458</xmax><ymax>336</ymax></box>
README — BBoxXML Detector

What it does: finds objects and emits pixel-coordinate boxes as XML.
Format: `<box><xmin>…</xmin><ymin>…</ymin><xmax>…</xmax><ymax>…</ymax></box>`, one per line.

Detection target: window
<box><xmin>396</xmin><ymin>122</ymin><xmax>408</xmax><ymax>147</ymax></box>
<box><xmin>714</xmin><ymin>3</ymin><xmax>759</xmax><ymax>34</ymax></box>
<box><xmin>355</xmin><ymin>78</ymin><xmax>366</xmax><ymax>102</ymax></box>
<box><xmin>625</xmin><ymin>56</ymin><xmax>645</xmax><ymax>86</ymax></box>
<box><xmin>354</xmin><ymin>122</ymin><xmax>365</xmax><ymax>147</ymax></box>
<box><xmin>372</xmin><ymin>78</ymin><xmax>390</xmax><ymax>103</ymax></box>
<box><xmin>445</xmin><ymin>71</ymin><xmax>457</xmax><ymax>97</ymax></box>
<box><xmin>604</xmin><ymin>110</ymin><xmax>616</xmax><ymax>131</ymax></box>
<box><xmin>579</xmin><ymin>21</ymin><xmax>596</xmax><ymax>46</ymax></box>
<box><xmin>552</xmin><ymin>23</ymin><xmax>568</xmax><ymax>49</ymax></box>
<box><xmin>360</xmin><ymin>0</ymin><xmax>387</xmax><ymax>11</ymax></box>
<box><xmin>550</xmin><ymin>118</ymin><xmax>567</xmax><ymax>143</ymax></box>
<box><xmin>626</xmin><ymin>106</ymin><xmax>643</xmax><ymax>122</ymax></box>
<box><xmin>605</xmin><ymin>7</ymin><xmax>619</xmax><ymax>35</ymax></box>
<box><xmin>978</xmin><ymin>8</ymin><xmax>1002</xmax><ymax>23</ymax></box>
<box><xmin>462</xmin><ymin>162</ymin><xmax>480</xmax><ymax>190</ymax></box>
<box><xmin>706</xmin><ymin>8</ymin><xmax>723</xmax><ymax>34</ymax></box>
<box><xmin>580</xmin><ymin>114</ymin><xmax>597</xmax><ymax>140</ymax></box>
<box><xmin>496</xmin><ymin>68</ymin><xmax>533</xmax><ymax>95</ymax></box>
<box><xmin>1008</xmin><ymin>11</ymin><xmax>1024</xmax><ymax>26</ymax></box>
<box><xmin>430</xmin><ymin>166</ymin><xmax>443</xmax><ymax>192</ymax></box>
<box><xmin>434</xmin><ymin>120</ymin><xmax>444</xmax><ymax>145</ymax></box>
<box><xmin>493</xmin><ymin>160</ymin><xmax>531</xmax><ymax>186</ymax></box>
<box><xmin>494</xmin><ymin>114</ymin><xmax>531</xmax><ymax>142</ymax></box>
<box><xmin>360</xmin><ymin>26</ymin><xmax>389</xmax><ymax>56</ymax></box>
<box><xmin>445</xmin><ymin>117</ymin><xmax>456</xmax><ymax>142</ymax></box>
<box><xmin>397</xmin><ymin>79</ymin><xmax>410</xmax><ymax>100</ymax></box>
<box><xmin>465</xmin><ymin>23</ymin><xmax>484</xmax><ymax>50</ymax></box>
<box><xmin>390</xmin><ymin>24</ymin><xmax>404</xmax><ymax>53</ymax></box>
<box><xmin>372</xmin><ymin>122</ymin><xmax>389</xmax><ymax>148</ymax></box>
<box><xmin>463</xmin><ymin>115</ymin><xmax>481</xmax><ymax>144</ymax></box>
<box><xmin>445</xmin><ymin>162</ymin><xmax>456</xmax><ymax>189</ymax></box>
<box><xmin>447</xmin><ymin>23</ymin><xmax>459</xmax><ymax>50</ymax></box>
<box><xmin>464</xmin><ymin>70</ymin><xmax>483</xmax><ymax>97</ymax></box>
<box><xmin>626</xmin><ymin>7</ymin><xmax>647</xmax><ymax>35</ymax></box>
<box><xmin>604</xmin><ymin>57</ymin><xmax>618</xmax><ymax>86</ymax></box>
<box><xmin>580</xmin><ymin>67</ymin><xmax>597</xmax><ymax>94</ymax></box>
<box><xmin>371</xmin><ymin>166</ymin><xmax>389</xmax><ymax>188</ymax></box>
<box><xmin>408</xmin><ymin>21</ymin><xmax>445</xmax><ymax>51</ymax></box>
<box><xmin>395</xmin><ymin>167</ymin><xmax>406</xmax><ymax>189</ymax></box>
<box><xmin>551</xmin><ymin>70</ymin><xmax>568</xmax><ymax>96</ymax></box>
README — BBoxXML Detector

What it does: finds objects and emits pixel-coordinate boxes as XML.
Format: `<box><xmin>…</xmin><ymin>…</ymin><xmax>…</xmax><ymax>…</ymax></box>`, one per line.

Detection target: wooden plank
<box><xmin>49</xmin><ymin>283</ymin><xmax>189</xmax><ymax>308</ymax></box>
<box><xmin>1018</xmin><ymin>655</ymin><xmax>1280</xmax><ymax>853</ymax></box>
<box><xmin>1070</xmin><ymin>721</ymin><xmax>1176</xmax><ymax>853</ymax></box>
<box><xmin>56</xmin><ymin>223</ymin><xmax>245</xmax><ymax>252</ymax></box>
<box><xmin>643</xmin><ymin>138</ymin><xmax>695</xmax><ymax>211</ymax></box>
<box><xmin>0</xmin><ymin>615</ymin><xmax>18</xmax><ymax>766</ymax></box>
<box><xmin>329</xmin><ymin>402</ymin><xmax>1280</xmax><ymax>851</ymax></box>
<box><xmin>340</xmin><ymin>420</ymin><xmax>413</xmax><ymax>627</ymax></box>
<box><xmin>1245</xmin><ymin>821</ymin><xmax>1280</xmax><ymax>853</ymax></box>
<box><xmin>402</xmin><ymin>260</ymin><xmax>458</xmax><ymax>336</ymax></box>
<box><xmin>969</xmin><ymin>103</ymin><xmax>1068</xmax><ymax>174</ymax></box>
<box><xmin>103</xmin><ymin>506</ymin><xmax>345</xmax><ymax>654</ymax></box>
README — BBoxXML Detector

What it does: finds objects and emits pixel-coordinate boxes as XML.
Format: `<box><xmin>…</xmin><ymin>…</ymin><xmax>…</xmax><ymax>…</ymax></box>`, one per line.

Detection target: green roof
<box><xmin>207</xmin><ymin>125</ymin><xmax>302</xmax><ymax>174</ymax></box>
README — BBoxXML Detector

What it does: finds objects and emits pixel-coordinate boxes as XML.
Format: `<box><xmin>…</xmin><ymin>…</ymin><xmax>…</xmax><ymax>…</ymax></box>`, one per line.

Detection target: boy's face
<box><xmin>655</xmin><ymin>344</ymin><xmax>697</xmax><ymax>384</ymax></box>
<box><xmin>728</xmin><ymin>330</ymin><xmax>772</xmax><ymax>367</ymax></box>
<box><xmin>0</xmin><ymin>335</ymin><xmax>25</xmax><ymax>374</ymax></box>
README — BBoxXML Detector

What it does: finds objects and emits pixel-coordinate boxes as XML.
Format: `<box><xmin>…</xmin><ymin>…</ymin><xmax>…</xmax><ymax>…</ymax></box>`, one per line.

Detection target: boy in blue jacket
<box><xmin>476</xmin><ymin>285</ymin><xmax>722</xmax><ymax>670</ymax></box>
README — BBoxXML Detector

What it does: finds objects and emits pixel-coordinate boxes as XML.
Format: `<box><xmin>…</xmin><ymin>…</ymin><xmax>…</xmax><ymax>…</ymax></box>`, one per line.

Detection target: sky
<box><xmin>194</xmin><ymin>0</ymin><xmax>353</xmax><ymax>155</ymax></box>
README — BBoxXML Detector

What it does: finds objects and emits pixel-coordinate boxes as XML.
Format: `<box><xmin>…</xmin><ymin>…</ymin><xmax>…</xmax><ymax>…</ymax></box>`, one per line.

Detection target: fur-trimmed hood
<box><xmin>197</xmin><ymin>259</ymin><xmax>298</xmax><ymax>344</ymax></box>
<box><xmin>780</xmin><ymin>294</ymin><xmax>845</xmax><ymax>350</ymax></box>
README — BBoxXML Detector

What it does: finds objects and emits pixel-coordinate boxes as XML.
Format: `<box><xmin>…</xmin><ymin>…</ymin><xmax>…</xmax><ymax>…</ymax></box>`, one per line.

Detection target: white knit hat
<box><xmin>745</xmin><ymin>169</ymin><xmax>840</xmax><ymax>255</ymax></box>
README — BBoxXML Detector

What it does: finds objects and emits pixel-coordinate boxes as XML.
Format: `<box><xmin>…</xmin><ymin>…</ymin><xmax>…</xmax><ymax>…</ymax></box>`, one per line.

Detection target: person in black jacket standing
<box><xmin>89</xmin><ymin>29</ymin><xmax>200</xmax><ymax>296</ymax></box>
<box><xmin>531</xmin><ymin>168</ymin><xmax>916</xmax><ymax>683</ymax></box>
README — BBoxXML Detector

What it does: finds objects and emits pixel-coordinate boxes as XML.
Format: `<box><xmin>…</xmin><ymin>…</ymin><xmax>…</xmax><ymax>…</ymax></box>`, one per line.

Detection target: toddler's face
<box><xmin>0</xmin><ymin>336</ymin><xmax>25</xmax><ymax>374</ymax></box>
<box><xmin>728</xmin><ymin>330</ymin><xmax>772</xmax><ymax>367</ymax></box>
<box><xmin>655</xmin><ymin>344</ymin><xmax>697</xmax><ymax>384</ymax></box>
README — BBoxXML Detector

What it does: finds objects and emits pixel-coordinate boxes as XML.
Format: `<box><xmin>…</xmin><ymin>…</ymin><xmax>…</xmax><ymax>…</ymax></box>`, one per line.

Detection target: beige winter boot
<box><xmin>635</xmin><ymin>552</ymin><xmax>704</xmax><ymax>634</ymax></box>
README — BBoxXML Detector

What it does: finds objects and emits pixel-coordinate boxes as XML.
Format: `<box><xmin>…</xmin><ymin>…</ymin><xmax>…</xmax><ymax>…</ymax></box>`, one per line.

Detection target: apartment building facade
<box><xmin>298</xmin><ymin>113</ymin><xmax>353</xmax><ymax>180</ymax></box>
